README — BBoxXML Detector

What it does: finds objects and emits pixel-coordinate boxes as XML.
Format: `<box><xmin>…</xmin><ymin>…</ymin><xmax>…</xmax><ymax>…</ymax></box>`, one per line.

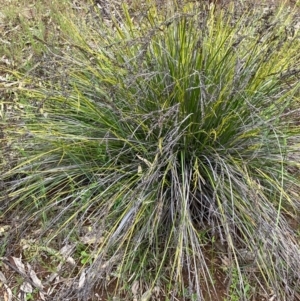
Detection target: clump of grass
<box><xmin>1</xmin><ymin>0</ymin><xmax>300</xmax><ymax>300</ymax></box>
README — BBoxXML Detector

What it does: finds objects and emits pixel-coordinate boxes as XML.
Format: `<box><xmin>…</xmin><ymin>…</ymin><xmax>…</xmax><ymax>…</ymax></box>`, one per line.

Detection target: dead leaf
<box><xmin>0</xmin><ymin>271</ymin><xmax>7</xmax><ymax>284</ymax></box>
<box><xmin>46</xmin><ymin>284</ymin><xmax>57</xmax><ymax>295</ymax></box>
<box><xmin>78</xmin><ymin>270</ymin><xmax>86</xmax><ymax>289</ymax></box>
<box><xmin>20</xmin><ymin>282</ymin><xmax>32</xmax><ymax>293</ymax></box>
<box><xmin>59</xmin><ymin>244</ymin><xmax>75</xmax><ymax>258</ymax></box>
<box><xmin>39</xmin><ymin>291</ymin><xmax>46</xmax><ymax>301</ymax></box>
<box><xmin>47</xmin><ymin>262</ymin><xmax>63</xmax><ymax>283</ymax></box>
<box><xmin>27</xmin><ymin>263</ymin><xmax>44</xmax><ymax>290</ymax></box>
<box><xmin>66</xmin><ymin>256</ymin><xmax>76</xmax><ymax>266</ymax></box>
<box><xmin>141</xmin><ymin>289</ymin><xmax>152</xmax><ymax>301</ymax></box>
<box><xmin>220</xmin><ymin>255</ymin><xmax>232</xmax><ymax>270</ymax></box>
<box><xmin>4</xmin><ymin>284</ymin><xmax>12</xmax><ymax>301</ymax></box>
<box><xmin>153</xmin><ymin>286</ymin><xmax>160</xmax><ymax>297</ymax></box>
<box><xmin>269</xmin><ymin>295</ymin><xmax>277</xmax><ymax>301</ymax></box>
<box><xmin>10</xmin><ymin>256</ymin><xmax>26</xmax><ymax>275</ymax></box>
<box><xmin>59</xmin><ymin>244</ymin><xmax>76</xmax><ymax>265</ymax></box>
<box><xmin>131</xmin><ymin>280</ymin><xmax>139</xmax><ymax>296</ymax></box>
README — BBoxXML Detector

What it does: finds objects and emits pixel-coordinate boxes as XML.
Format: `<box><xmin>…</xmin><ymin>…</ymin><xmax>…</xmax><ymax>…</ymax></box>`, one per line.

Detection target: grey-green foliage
<box><xmin>1</xmin><ymin>1</ymin><xmax>300</xmax><ymax>300</ymax></box>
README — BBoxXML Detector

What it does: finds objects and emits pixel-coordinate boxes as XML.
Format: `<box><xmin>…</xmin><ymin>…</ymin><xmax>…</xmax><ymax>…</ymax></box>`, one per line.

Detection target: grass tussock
<box><xmin>1</xmin><ymin>0</ymin><xmax>300</xmax><ymax>300</ymax></box>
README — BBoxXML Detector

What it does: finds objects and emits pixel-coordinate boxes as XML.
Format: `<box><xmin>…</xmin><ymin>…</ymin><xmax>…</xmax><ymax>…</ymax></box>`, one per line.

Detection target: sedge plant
<box><xmin>1</xmin><ymin>0</ymin><xmax>300</xmax><ymax>300</ymax></box>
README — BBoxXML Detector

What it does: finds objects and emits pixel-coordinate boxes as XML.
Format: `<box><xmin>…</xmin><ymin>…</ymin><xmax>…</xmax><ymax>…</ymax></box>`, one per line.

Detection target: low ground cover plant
<box><xmin>1</xmin><ymin>0</ymin><xmax>300</xmax><ymax>300</ymax></box>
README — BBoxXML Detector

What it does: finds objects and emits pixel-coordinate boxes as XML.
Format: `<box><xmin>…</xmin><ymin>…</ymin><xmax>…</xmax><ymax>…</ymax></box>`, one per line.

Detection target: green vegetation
<box><xmin>1</xmin><ymin>0</ymin><xmax>300</xmax><ymax>300</ymax></box>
